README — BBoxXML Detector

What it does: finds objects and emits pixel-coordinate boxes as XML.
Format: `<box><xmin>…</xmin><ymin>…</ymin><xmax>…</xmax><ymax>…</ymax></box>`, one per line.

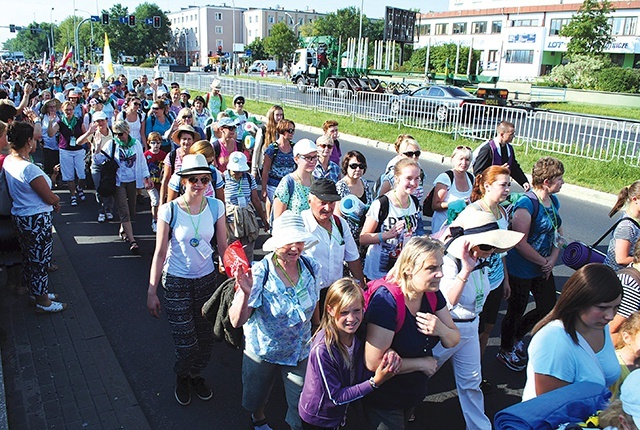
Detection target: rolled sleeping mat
<box><xmin>340</xmin><ymin>194</ymin><xmax>366</xmax><ymax>223</ymax></box>
<box><xmin>562</xmin><ymin>242</ymin><xmax>606</xmax><ymax>271</ymax></box>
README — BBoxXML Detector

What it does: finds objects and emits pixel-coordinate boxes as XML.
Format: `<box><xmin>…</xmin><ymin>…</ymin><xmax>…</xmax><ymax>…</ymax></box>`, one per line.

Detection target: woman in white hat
<box><xmin>206</xmin><ymin>79</ymin><xmax>226</xmax><ymax>116</ymax></box>
<box><xmin>148</xmin><ymin>153</ymin><xmax>228</xmax><ymax>407</ymax></box>
<box><xmin>223</xmin><ymin>151</ymin><xmax>268</xmax><ymax>262</ymax></box>
<box><xmin>432</xmin><ymin>209</ymin><xmax>523</xmax><ymax>430</ymax></box>
<box><xmin>230</xmin><ymin>210</ymin><xmax>320</xmax><ymax>430</ymax></box>
<box><xmin>272</xmin><ymin>138</ymin><xmax>318</xmax><ymax>220</ymax></box>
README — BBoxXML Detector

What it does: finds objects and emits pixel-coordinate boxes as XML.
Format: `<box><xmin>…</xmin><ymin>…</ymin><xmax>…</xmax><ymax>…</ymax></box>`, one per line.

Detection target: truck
<box><xmin>248</xmin><ymin>60</ymin><xmax>277</xmax><ymax>73</ymax></box>
<box><xmin>290</xmin><ymin>36</ymin><xmax>382</xmax><ymax>95</ymax></box>
<box><xmin>154</xmin><ymin>57</ymin><xmax>190</xmax><ymax>73</ymax></box>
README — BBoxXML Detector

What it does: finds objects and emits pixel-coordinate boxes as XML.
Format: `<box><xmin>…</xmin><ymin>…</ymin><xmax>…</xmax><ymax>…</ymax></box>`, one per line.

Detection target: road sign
<box><xmin>119</xmin><ymin>17</ymin><xmax>127</xmax><ymax>24</ymax></box>
<box><xmin>91</xmin><ymin>16</ymin><xmax>100</xmax><ymax>22</ymax></box>
<box><xmin>145</xmin><ymin>18</ymin><xmax>153</xmax><ymax>25</ymax></box>
<box><xmin>245</xmin><ymin>49</ymin><xmax>252</xmax><ymax>56</ymax></box>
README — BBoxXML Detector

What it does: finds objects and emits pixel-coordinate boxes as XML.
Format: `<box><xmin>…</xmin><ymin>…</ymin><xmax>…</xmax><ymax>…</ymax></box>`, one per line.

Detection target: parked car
<box><xmin>390</xmin><ymin>85</ymin><xmax>485</xmax><ymax>121</ymax></box>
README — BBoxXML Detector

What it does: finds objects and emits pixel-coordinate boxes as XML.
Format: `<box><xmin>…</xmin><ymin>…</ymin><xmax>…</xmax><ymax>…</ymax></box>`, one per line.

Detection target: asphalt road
<box><xmin>50</xmin><ymin>127</ymin><xmax>616</xmax><ymax>430</ymax></box>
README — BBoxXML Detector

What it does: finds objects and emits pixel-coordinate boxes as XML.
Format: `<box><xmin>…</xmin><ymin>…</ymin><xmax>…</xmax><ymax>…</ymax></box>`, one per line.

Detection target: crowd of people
<box><xmin>1</xmin><ymin>61</ymin><xmax>639</xmax><ymax>430</ymax></box>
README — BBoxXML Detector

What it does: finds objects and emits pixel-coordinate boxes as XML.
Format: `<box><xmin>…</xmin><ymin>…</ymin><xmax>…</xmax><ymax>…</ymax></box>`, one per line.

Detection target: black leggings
<box><xmin>500</xmin><ymin>273</ymin><xmax>557</xmax><ymax>351</ymax></box>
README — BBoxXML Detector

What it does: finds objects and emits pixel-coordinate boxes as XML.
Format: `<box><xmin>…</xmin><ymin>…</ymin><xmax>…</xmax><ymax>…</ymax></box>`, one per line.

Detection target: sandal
<box><xmin>47</xmin><ymin>264</ymin><xmax>59</xmax><ymax>272</ymax></box>
<box><xmin>130</xmin><ymin>241</ymin><xmax>140</xmax><ymax>254</ymax></box>
<box><xmin>35</xmin><ymin>300</ymin><xmax>67</xmax><ymax>314</ymax></box>
<box><xmin>29</xmin><ymin>293</ymin><xmax>59</xmax><ymax>306</ymax></box>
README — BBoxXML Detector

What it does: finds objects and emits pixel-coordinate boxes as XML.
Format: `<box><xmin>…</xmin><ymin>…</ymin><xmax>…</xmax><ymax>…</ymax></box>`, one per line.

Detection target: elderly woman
<box><xmin>147</xmin><ymin>154</ymin><xmax>228</xmax><ymax>407</ymax></box>
<box><xmin>431</xmin><ymin>145</ymin><xmax>474</xmax><ymax>234</ymax></box>
<box><xmin>272</xmin><ymin>139</ymin><xmax>318</xmax><ymax>219</ymax></box>
<box><xmin>3</xmin><ymin>121</ymin><xmax>65</xmax><ymax>313</ymax></box>
<box><xmin>94</xmin><ymin>120</ymin><xmax>152</xmax><ymax>254</ymax></box>
<box><xmin>522</xmin><ymin>264</ymin><xmax>622</xmax><ymax>400</ymax></box>
<box><xmin>261</xmin><ymin>118</ymin><xmax>296</xmax><ymax>216</ymax></box>
<box><xmin>313</xmin><ymin>134</ymin><xmax>341</xmax><ymax>182</ymax></box>
<box><xmin>432</xmin><ymin>210</ymin><xmax>523</xmax><ymax>430</ymax></box>
<box><xmin>230</xmin><ymin>210</ymin><xmax>321</xmax><ymax>430</ymax></box>
<box><xmin>499</xmin><ymin>157</ymin><xmax>565</xmax><ymax>372</ymax></box>
<box><xmin>363</xmin><ymin>236</ymin><xmax>460</xmax><ymax>430</ymax></box>
<box><xmin>164</xmin><ymin>107</ymin><xmax>205</xmax><ymax>145</ymax></box>
<box><xmin>47</xmin><ymin>100</ymin><xmax>87</xmax><ymax>206</ymax></box>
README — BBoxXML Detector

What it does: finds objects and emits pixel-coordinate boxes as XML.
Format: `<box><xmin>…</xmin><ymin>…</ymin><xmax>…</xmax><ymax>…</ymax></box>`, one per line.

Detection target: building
<box><xmin>166</xmin><ymin>5</ymin><xmax>244</xmax><ymax>67</ymax></box>
<box><xmin>243</xmin><ymin>7</ymin><xmax>325</xmax><ymax>45</ymax></box>
<box><xmin>416</xmin><ymin>0</ymin><xmax>640</xmax><ymax>80</ymax></box>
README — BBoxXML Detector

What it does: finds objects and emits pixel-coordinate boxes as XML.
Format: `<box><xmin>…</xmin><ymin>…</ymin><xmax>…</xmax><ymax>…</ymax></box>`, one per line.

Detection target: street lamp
<box><xmin>284</xmin><ymin>12</ymin><xmax>301</xmax><ymax>35</ymax></box>
<box><xmin>231</xmin><ymin>0</ymin><xmax>236</xmax><ymax>75</ymax></box>
<box><xmin>358</xmin><ymin>0</ymin><xmax>364</xmax><ymax>42</ymax></box>
<box><xmin>50</xmin><ymin>7</ymin><xmax>55</xmax><ymax>58</ymax></box>
<box><xmin>75</xmin><ymin>9</ymin><xmax>94</xmax><ymax>63</ymax></box>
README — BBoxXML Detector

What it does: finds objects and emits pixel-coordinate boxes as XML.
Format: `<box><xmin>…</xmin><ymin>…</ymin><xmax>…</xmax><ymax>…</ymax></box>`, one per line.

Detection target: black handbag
<box><xmin>97</xmin><ymin>140</ymin><xmax>119</xmax><ymax>197</ymax></box>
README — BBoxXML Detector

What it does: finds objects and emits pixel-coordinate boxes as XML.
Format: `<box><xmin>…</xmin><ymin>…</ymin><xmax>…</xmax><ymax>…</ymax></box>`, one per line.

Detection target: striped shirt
<box><xmin>617</xmin><ymin>269</ymin><xmax>640</xmax><ymax>318</ymax></box>
<box><xmin>224</xmin><ymin>170</ymin><xmax>258</xmax><ymax>206</ymax></box>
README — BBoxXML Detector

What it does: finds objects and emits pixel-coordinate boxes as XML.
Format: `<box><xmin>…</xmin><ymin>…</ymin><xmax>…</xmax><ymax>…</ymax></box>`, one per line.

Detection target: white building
<box><xmin>416</xmin><ymin>0</ymin><xmax>640</xmax><ymax>80</ymax></box>
<box><xmin>167</xmin><ymin>5</ymin><xmax>244</xmax><ymax>67</ymax></box>
<box><xmin>243</xmin><ymin>7</ymin><xmax>325</xmax><ymax>45</ymax></box>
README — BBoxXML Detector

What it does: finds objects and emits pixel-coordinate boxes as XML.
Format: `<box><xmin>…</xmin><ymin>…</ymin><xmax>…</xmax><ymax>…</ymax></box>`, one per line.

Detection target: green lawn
<box><xmin>538</xmin><ymin>102</ymin><xmax>640</xmax><ymax>121</ymax></box>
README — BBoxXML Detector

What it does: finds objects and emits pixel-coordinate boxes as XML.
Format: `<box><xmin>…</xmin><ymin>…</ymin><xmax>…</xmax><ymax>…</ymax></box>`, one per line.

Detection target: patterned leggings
<box><xmin>13</xmin><ymin>212</ymin><xmax>53</xmax><ymax>296</ymax></box>
<box><xmin>162</xmin><ymin>271</ymin><xmax>216</xmax><ymax>378</ymax></box>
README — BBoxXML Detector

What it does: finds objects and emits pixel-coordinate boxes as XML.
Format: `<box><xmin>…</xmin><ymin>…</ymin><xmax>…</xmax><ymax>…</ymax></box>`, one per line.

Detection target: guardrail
<box><xmin>103</xmin><ymin>67</ymin><xmax>638</xmax><ymax>167</ymax></box>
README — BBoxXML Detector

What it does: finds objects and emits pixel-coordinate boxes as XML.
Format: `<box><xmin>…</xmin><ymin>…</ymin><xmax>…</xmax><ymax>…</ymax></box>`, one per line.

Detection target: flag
<box><xmin>93</xmin><ymin>66</ymin><xmax>102</xmax><ymax>86</ymax></box>
<box><xmin>41</xmin><ymin>52</ymin><xmax>47</xmax><ymax>69</ymax></box>
<box><xmin>103</xmin><ymin>33</ymin><xmax>115</xmax><ymax>79</ymax></box>
<box><xmin>58</xmin><ymin>47</ymin><xmax>67</xmax><ymax>68</ymax></box>
<box><xmin>60</xmin><ymin>46</ymin><xmax>73</xmax><ymax>68</ymax></box>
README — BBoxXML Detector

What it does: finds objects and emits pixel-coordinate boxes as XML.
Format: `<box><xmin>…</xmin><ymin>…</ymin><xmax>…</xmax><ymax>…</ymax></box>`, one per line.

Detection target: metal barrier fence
<box><xmin>108</xmin><ymin>67</ymin><xmax>639</xmax><ymax>167</ymax></box>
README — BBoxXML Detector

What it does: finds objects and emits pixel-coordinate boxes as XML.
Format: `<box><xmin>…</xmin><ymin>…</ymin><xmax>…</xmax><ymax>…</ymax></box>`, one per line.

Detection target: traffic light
<box><xmin>9</xmin><ymin>24</ymin><xmax>15</xmax><ymax>33</ymax></box>
<box><xmin>31</xmin><ymin>28</ymin><xmax>38</xmax><ymax>35</ymax></box>
<box><xmin>153</xmin><ymin>16</ymin><xmax>161</xmax><ymax>28</ymax></box>
<box><xmin>217</xmin><ymin>45</ymin><xmax>223</xmax><ymax>56</ymax></box>
<box><xmin>102</xmin><ymin>13</ymin><xmax>109</xmax><ymax>25</ymax></box>
<box><xmin>128</xmin><ymin>15</ymin><xmax>135</xmax><ymax>26</ymax></box>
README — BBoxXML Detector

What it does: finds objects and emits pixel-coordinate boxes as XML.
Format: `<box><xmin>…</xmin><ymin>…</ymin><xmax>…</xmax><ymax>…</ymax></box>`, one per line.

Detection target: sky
<box><xmin>0</xmin><ymin>0</ymin><xmax>449</xmax><ymax>47</ymax></box>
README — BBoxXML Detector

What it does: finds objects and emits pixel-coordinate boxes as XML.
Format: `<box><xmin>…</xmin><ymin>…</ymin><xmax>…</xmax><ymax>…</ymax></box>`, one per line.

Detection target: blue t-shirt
<box><xmin>264</xmin><ymin>143</ymin><xmax>296</xmax><ymax>187</ymax></box>
<box><xmin>363</xmin><ymin>287</ymin><xmax>446</xmax><ymax>410</ymax></box>
<box><xmin>506</xmin><ymin>194</ymin><xmax>561</xmax><ymax>279</ymax></box>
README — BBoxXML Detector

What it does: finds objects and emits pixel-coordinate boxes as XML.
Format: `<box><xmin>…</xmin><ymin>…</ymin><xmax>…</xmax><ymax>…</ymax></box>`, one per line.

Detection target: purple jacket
<box><xmin>298</xmin><ymin>329</ymin><xmax>374</xmax><ymax>428</ymax></box>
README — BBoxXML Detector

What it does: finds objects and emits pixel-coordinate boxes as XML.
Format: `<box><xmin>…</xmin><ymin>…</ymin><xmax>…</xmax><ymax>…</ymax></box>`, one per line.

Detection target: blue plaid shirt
<box><xmin>313</xmin><ymin>161</ymin><xmax>341</xmax><ymax>182</ymax></box>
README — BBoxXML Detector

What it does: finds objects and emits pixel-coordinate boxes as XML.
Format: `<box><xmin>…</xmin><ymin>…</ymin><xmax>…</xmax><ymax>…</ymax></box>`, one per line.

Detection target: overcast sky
<box><xmin>1</xmin><ymin>0</ymin><xmax>450</xmax><ymax>47</ymax></box>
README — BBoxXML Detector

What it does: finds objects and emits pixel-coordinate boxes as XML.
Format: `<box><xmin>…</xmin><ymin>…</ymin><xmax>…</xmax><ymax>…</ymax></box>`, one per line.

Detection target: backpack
<box><xmin>423</xmin><ymin>170</ymin><xmax>474</xmax><ymax>217</ymax></box>
<box><xmin>504</xmin><ymin>190</ymin><xmax>551</xmax><ymax>237</ymax></box>
<box><xmin>364</xmin><ymin>277</ymin><xmax>438</xmax><ymax>333</ymax></box>
<box><xmin>212</xmin><ymin>138</ymin><xmax>245</xmax><ymax>162</ymax></box>
<box><xmin>97</xmin><ymin>140</ymin><xmax>119</xmax><ymax>197</ymax></box>
<box><xmin>374</xmin><ymin>194</ymin><xmax>420</xmax><ymax>233</ymax></box>
<box><xmin>0</xmin><ymin>167</ymin><xmax>13</xmax><ymax>217</ymax></box>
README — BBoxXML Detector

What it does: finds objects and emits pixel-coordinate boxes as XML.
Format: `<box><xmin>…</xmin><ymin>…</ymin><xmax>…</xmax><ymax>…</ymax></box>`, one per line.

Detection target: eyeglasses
<box><xmin>456</xmin><ymin>145</ymin><xmax>472</xmax><ymax>151</ymax></box>
<box><xmin>235</xmin><ymin>100</ymin><xmax>245</xmax><ymax>104</ymax></box>
<box><xmin>286</xmin><ymin>128</ymin><xmax>295</xmax><ymax>134</ymax></box>
<box><xmin>478</xmin><ymin>244</ymin><xmax>495</xmax><ymax>251</ymax></box>
<box><xmin>114</xmin><ymin>132</ymin><xmax>126</xmax><ymax>137</ymax></box>
<box><xmin>403</xmin><ymin>150</ymin><xmax>421</xmax><ymax>158</ymax></box>
<box><xmin>318</xmin><ymin>143</ymin><xmax>334</xmax><ymax>149</ymax></box>
<box><xmin>187</xmin><ymin>176</ymin><xmax>211</xmax><ymax>184</ymax></box>
<box><xmin>223</xmin><ymin>126</ymin><xmax>237</xmax><ymax>131</ymax></box>
<box><xmin>182</xmin><ymin>115</ymin><xmax>192</xmax><ymax>119</ymax></box>
<box><xmin>298</xmin><ymin>154</ymin><xmax>318</xmax><ymax>162</ymax></box>
<box><xmin>349</xmin><ymin>163</ymin><xmax>366</xmax><ymax>170</ymax></box>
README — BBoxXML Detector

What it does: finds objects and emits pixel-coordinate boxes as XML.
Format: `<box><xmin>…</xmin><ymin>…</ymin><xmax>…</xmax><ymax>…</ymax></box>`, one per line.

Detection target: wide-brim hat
<box><xmin>42</xmin><ymin>98</ymin><xmax>61</xmax><ymax>111</ymax></box>
<box><xmin>210</xmin><ymin>79</ymin><xmax>222</xmax><ymax>90</ymax></box>
<box><xmin>171</xmin><ymin>125</ymin><xmax>197</xmax><ymax>145</ymax></box>
<box><xmin>445</xmin><ymin>210</ymin><xmax>524</xmax><ymax>260</ymax></box>
<box><xmin>263</xmin><ymin>211</ymin><xmax>319</xmax><ymax>252</ymax></box>
<box><xmin>177</xmin><ymin>154</ymin><xmax>212</xmax><ymax>176</ymax></box>
<box><xmin>227</xmin><ymin>151</ymin><xmax>249</xmax><ymax>172</ymax></box>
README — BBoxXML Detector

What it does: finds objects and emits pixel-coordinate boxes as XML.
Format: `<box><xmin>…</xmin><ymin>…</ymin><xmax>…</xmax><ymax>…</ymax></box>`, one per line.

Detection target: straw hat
<box><xmin>177</xmin><ymin>154</ymin><xmax>212</xmax><ymax>176</ymax></box>
<box><xmin>445</xmin><ymin>210</ymin><xmax>524</xmax><ymax>259</ymax></box>
<box><xmin>42</xmin><ymin>98</ymin><xmax>61</xmax><ymax>111</ymax></box>
<box><xmin>171</xmin><ymin>125</ymin><xmax>197</xmax><ymax>145</ymax></box>
<box><xmin>210</xmin><ymin>79</ymin><xmax>222</xmax><ymax>91</ymax></box>
<box><xmin>263</xmin><ymin>211</ymin><xmax>319</xmax><ymax>251</ymax></box>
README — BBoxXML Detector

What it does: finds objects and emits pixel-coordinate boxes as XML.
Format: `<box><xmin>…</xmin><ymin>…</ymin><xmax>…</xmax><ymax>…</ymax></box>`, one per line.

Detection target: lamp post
<box><xmin>50</xmin><ymin>8</ymin><xmax>55</xmax><ymax>58</ymax></box>
<box><xmin>75</xmin><ymin>9</ymin><xmax>94</xmax><ymax>63</ymax></box>
<box><xmin>358</xmin><ymin>0</ymin><xmax>364</xmax><ymax>42</ymax></box>
<box><xmin>231</xmin><ymin>0</ymin><xmax>236</xmax><ymax>75</ymax></box>
<box><xmin>284</xmin><ymin>12</ymin><xmax>301</xmax><ymax>35</ymax></box>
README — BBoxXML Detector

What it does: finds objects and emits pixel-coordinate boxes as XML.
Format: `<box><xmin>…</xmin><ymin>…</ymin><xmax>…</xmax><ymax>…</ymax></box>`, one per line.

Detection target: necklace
<box><xmin>182</xmin><ymin>195</ymin><xmax>205</xmax><ymax>247</ymax></box>
<box><xmin>295</xmin><ymin>172</ymin><xmax>309</xmax><ymax>186</ymax></box>
<box><xmin>273</xmin><ymin>254</ymin><xmax>300</xmax><ymax>287</ymax></box>
<box><xmin>13</xmin><ymin>152</ymin><xmax>31</xmax><ymax>162</ymax></box>
<box><xmin>393</xmin><ymin>189</ymin><xmax>409</xmax><ymax>210</ymax></box>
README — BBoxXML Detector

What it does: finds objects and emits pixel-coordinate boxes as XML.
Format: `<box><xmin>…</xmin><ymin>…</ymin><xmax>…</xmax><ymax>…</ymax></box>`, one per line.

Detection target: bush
<box><xmin>544</xmin><ymin>55</ymin><xmax>609</xmax><ymax>89</ymax></box>
<box><xmin>594</xmin><ymin>67</ymin><xmax>640</xmax><ymax>93</ymax></box>
<box><xmin>138</xmin><ymin>58</ymin><xmax>155</xmax><ymax>68</ymax></box>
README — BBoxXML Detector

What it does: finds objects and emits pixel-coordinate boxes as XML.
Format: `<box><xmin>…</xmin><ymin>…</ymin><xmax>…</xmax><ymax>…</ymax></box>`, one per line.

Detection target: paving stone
<box><xmin>92</xmin><ymin>393</ymin><xmax>112</xmax><ymax>413</ymax></box>
<box><xmin>42</xmin><ymin>400</ymin><xmax>62</xmax><ymax>419</ymax></box>
<box><xmin>60</xmin><ymin>402</ymin><xmax>81</xmax><ymax>422</ymax></box>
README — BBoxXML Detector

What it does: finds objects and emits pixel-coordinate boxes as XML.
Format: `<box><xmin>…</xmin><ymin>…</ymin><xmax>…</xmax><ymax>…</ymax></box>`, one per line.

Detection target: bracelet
<box><xmin>378</xmin><ymin>232</ymin><xmax>384</xmax><ymax>243</ymax></box>
<box><xmin>369</xmin><ymin>377</ymin><xmax>379</xmax><ymax>389</ymax></box>
<box><xmin>456</xmin><ymin>274</ymin><xmax>468</xmax><ymax>283</ymax></box>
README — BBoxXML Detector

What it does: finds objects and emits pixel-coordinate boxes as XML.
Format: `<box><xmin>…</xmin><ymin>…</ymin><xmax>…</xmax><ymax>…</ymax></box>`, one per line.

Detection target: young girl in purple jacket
<box><xmin>298</xmin><ymin>278</ymin><xmax>401</xmax><ymax>430</ymax></box>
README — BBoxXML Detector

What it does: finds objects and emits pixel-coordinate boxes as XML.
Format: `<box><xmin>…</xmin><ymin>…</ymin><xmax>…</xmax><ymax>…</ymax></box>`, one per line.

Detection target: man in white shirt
<box><xmin>301</xmin><ymin>179</ymin><xmax>365</xmax><ymax>312</ymax></box>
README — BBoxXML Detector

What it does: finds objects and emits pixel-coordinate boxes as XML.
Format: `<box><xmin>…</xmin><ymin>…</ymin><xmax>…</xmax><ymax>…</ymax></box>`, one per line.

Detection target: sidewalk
<box><xmin>0</xmin><ymin>230</ymin><xmax>149</xmax><ymax>429</ymax></box>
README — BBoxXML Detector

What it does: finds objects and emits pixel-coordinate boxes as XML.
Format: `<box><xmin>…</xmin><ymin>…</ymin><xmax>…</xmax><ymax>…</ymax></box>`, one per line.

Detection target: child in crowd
<box><xmin>299</xmin><ymin>278</ymin><xmax>400</xmax><ymax>430</ymax></box>
<box><xmin>144</xmin><ymin>131</ymin><xmax>167</xmax><ymax>232</ymax></box>
<box><xmin>611</xmin><ymin>311</ymin><xmax>640</xmax><ymax>399</ymax></box>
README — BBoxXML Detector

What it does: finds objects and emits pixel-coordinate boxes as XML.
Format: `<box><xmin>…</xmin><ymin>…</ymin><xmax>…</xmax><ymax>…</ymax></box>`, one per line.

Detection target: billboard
<box><xmin>384</xmin><ymin>7</ymin><xmax>416</xmax><ymax>43</ymax></box>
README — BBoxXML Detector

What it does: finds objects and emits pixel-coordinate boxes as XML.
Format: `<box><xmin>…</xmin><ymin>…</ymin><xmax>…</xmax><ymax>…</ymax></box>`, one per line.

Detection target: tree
<box><xmin>312</xmin><ymin>7</ymin><xmax>372</xmax><ymax>41</ymax></box>
<box><xmin>263</xmin><ymin>23</ymin><xmax>297</xmax><ymax>64</ymax></box>
<box><xmin>404</xmin><ymin>44</ymin><xmax>481</xmax><ymax>74</ymax></box>
<box><xmin>246</xmin><ymin>38</ymin><xmax>267</xmax><ymax>61</ymax></box>
<box><xmin>560</xmin><ymin>0</ymin><xmax>614</xmax><ymax>59</ymax></box>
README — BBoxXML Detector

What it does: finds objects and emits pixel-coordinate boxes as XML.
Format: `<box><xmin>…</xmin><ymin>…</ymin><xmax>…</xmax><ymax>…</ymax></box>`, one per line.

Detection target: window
<box><xmin>549</xmin><ymin>18</ymin><xmax>570</xmax><ymax>35</ymax></box>
<box><xmin>491</xmin><ymin>20</ymin><xmax>502</xmax><ymax>33</ymax></box>
<box><xmin>471</xmin><ymin>21</ymin><xmax>486</xmax><ymax>34</ymax></box>
<box><xmin>215</xmin><ymin>26</ymin><xmax>223</xmax><ymax>34</ymax></box>
<box><xmin>609</xmin><ymin>17</ymin><xmax>637</xmax><ymax>36</ymax></box>
<box><xmin>249</xmin><ymin>30</ymin><xmax>252</xmax><ymax>37</ymax></box>
<box><xmin>249</xmin><ymin>16</ymin><xmax>252</xmax><ymax>23</ymax></box>
<box><xmin>268</xmin><ymin>15</ymin><xmax>274</xmax><ymax>23</ymax></box>
<box><xmin>488</xmin><ymin>50</ymin><xmax>498</xmax><ymax>62</ymax></box>
<box><xmin>453</xmin><ymin>22</ymin><xmax>467</xmax><ymax>34</ymax></box>
<box><xmin>427</xmin><ymin>87</ymin><xmax>445</xmax><ymax>97</ymax></box>
<box><xmin>215</xmin><ymin>12</ymin><xmax>222</xmax><ymax>20</ymax></box>
<box><xmin>435</xmin><ymin>23</ymin><xmax>448</xmax><ymax>35</ymax></box>
<box><xmin>278</xmin><ymin>16</ymin><xmax>284</xmax><ymax>22</ymax></box>
<box><xmin>505</xmin><ymin>50</ymin><xmax>534</xmax><ymax>63</ymax></box>
<box><xmin>512</xmin><ymin>19</ymin><xmax>539</xmax><ymax>27</ymax></box>
<box><xmin>418</xmin><ymin>24</ymin><xmax>431</xmax><ymax>35</ymax></box>
<box><xmin>216</xmin><ymin>39</ymin><xmax>223</xmax><ymax>50</ymax></box>
<box><xmin>610</xmin><ymin>53</ymin><xmax>625</xmax><ymax>66</ymax></box>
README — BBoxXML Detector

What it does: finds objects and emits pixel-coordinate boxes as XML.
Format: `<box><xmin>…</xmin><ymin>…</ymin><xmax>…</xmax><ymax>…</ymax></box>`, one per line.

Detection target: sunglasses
<box><xmin>403</xmin><ymin>150</ymin><xmax>421</xmax><ymax>158</ymax></box>
<box><xmin>478</xmin><ymin>244</ymin><xmax>495</xmax><ymax>251</ymax></box>
<box><xmin>349</xmin><ymin>163</ymin><xmax>366</xmax><ymax>170</ymax></box>
<box><xmin>318</xmin><ymin>143</ymin><xmax>334</xmax><ymax>149</ymax></box>
<box><xmin>114</xmin><ymin>132</ymin><xmax>126</xmax><ymax>137</ymax></box>
<box><xmin>132</xmin><ymin>102</ymin><xmax>141</xmax><ymax>106</ymax></box>
<box><xmin>286</xmin><ymin>128</ymin><xmax>295</xmax><ymax>133</ymax></box>
<box><xmin>223</xmin><ymin>126</ymin><xmax>237</xmax><ymax>131</ymax></box>
<box><xmin>235</xmin><ymin>100</ymin><xmax>245</xmax><ymax>104</ymax></box>
<box><xmin>151</xmin><ymin>106</ymin><xmax>160</xmax><ymax>110</ymax></box>
<box><xmin>298</xmin><ymin>154</ymin><xmax>318</xmax><ymax>162</ymax></box>
<box><xmin>182</xmin><ymin>115</ymin><xmax>193</xmax><ymax>119</ymax></box>
<box><xmin>187</xmin><ymin>176</ymin><xmax>211</xmax><ymax>184</ymax></box>
<box><xmin>456</xmin><ymin>145</ymin><xmax>472</xmax><ymax>151</ymax></box>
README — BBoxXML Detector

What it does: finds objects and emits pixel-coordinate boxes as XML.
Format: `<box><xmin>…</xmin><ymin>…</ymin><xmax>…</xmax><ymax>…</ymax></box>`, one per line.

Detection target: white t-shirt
<box><xmin>158</xmin><ymin>199</ymin><xmax>225</xmax><ymax>278</ymax></box>
<box><xmin>4</xmin><ymin>158</ymin><xmax>53</xmax><ymax>216</ymax></box>
<box><xmin>41</xmin><ymin>115</ymin><xmax>59</xmax><ymax>151</ymax></box>
<box><xmin>363</xmin><ymin>195</ymin><xmax>421</xmax><ymax>280</ymax></box>
<box><xmin>431</xmin><ymin>171</ymin><xmax>473</xmax><ymax>234</ymax></box>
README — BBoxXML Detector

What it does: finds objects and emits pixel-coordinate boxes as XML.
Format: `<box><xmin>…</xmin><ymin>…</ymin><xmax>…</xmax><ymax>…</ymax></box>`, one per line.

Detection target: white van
<box><xmin>249</xmin><ymin>60</ymin><xmax>277</xmax><ymax>73</ymax></box>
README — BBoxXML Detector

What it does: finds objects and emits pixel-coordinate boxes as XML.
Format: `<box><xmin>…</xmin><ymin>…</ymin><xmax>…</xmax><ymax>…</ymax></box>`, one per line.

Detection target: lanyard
<box><xmin>274</xmin><ymin>254</ymin><xmax>301</xmax><ymax>288</ymax></box>
<box><xmin>320</xmin><ymin>217</ymin><xmax>344</xmax><ymax>245</ymax></box>
<box><xmin>537</xmin><ymin>195</ymin><xmax>558</xmax><ymax>231</ymax></box>
<box><xmin>182</xmin><ymin>196</ymin><xmax>205</xmax><ymax>242</ymax></box>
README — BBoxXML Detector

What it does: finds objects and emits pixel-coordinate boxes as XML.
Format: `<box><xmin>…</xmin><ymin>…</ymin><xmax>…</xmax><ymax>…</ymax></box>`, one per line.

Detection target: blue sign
<box><xmin>508</xmin><ymin>33</ymin><xmax>536</xmax><ymax>44</ymax></box>
<box><xmin>245</xmin><ymin>49</ymin><xmax>252</xmax><ymax>56</ymax></box>
<box><xmin>145</xmin><ymin>18</ymin><xmax>153</xmax><ymax>25</ymax></box>
<box><xmin>119</xmin><ymin>17</ymin><xmax>128</xmax><ymax>24</ymax></box>
<box><xmin>90</xmin><ymin>16</ymin><xmax>100</xmax><ymax>22</ymax></box>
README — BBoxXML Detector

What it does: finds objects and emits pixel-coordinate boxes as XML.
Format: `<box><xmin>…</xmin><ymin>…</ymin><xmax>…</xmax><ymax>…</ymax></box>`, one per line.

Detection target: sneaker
<box><xmin>480</xmin><ymin>379</ymin><xmax>493</xmax><ymax>394</ymax></box>
<box><xmin>175</xmin><ymin>375</ymin><xmax>191</xmax><ymax>406</ymax></box>
<box><xmin>513</xmin><ymin>340</ymin><xmax>528</xmax><ymax>362</ymax></box>
<box><xmin>151</xmin><ymin>220</ymin><xmax>157</xmax><ymax>233</ymax></box>
<box><xmin>98</xmin><ymin>213</ymin><xmax>106</xmax><ymax>223</ymax></box>
<box><xmin>77</xmin><ymin>188</ymin><xmax>86</xmax><ymax>201</ymax></box>
<box><xmin>70</xmin><ymin>196</ymin><xmax>78</xmax><ymax>206</ymax></box>
<box><xmin>105</xmin><ymin>212</ymin><xmax>114</xmax><ymax>221</ymax></box>
<box><xmin>35</xmin><ymin>301</ymin><xmax>67</xmax><ymax>314</ymax></box>
<box><xmin>497</xmin><ymin>349</ymin><xmax>526</xmax><ymax>372</ymax></box>
<box><xmin>190</xmin><ymin>376</ymin><xmax>213</xmax><ymax>401</ymax></box>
